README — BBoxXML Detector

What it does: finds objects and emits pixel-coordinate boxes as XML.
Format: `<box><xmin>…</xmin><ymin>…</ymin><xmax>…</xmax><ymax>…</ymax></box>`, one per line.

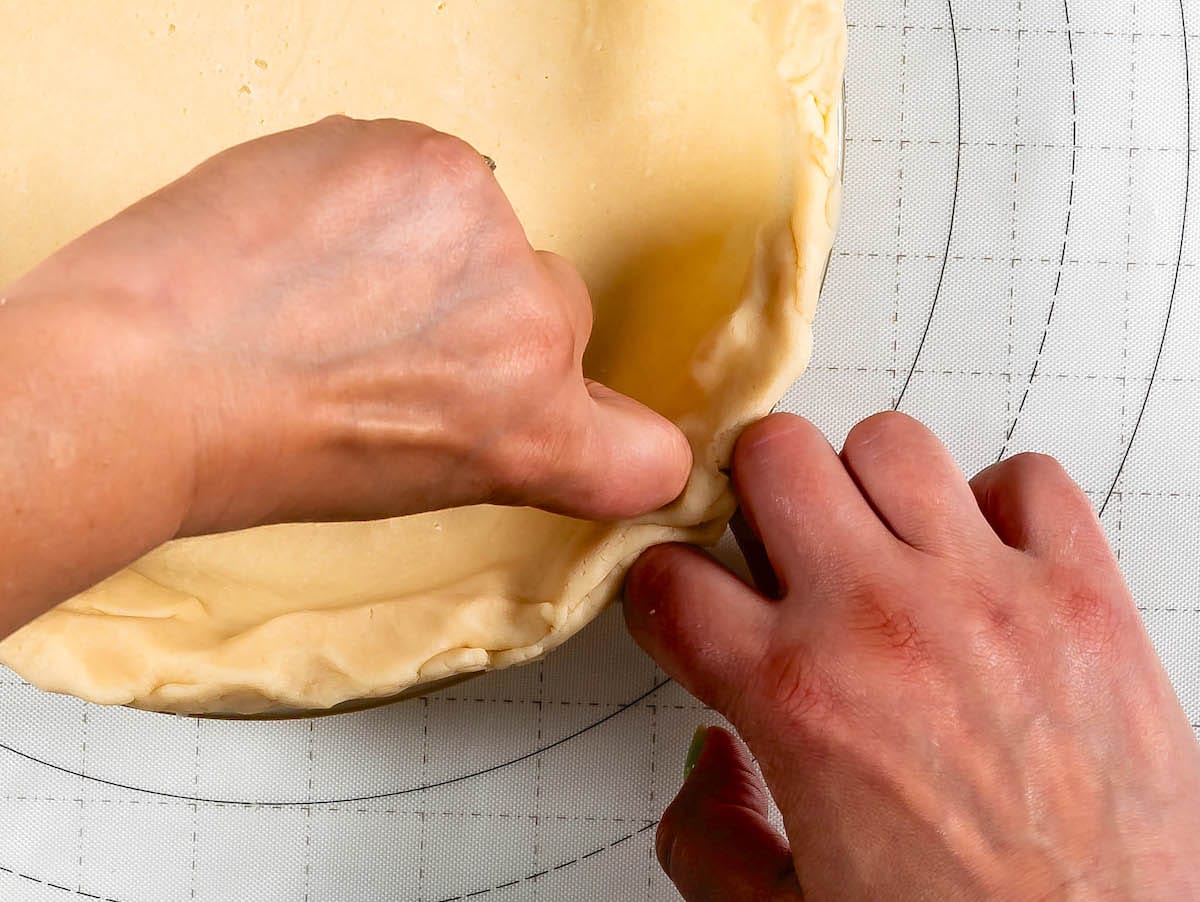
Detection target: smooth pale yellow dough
<box><xmin>0</xmin><ymin>1</ymin><xmax>845</xmax><ymax>714</ymax></box>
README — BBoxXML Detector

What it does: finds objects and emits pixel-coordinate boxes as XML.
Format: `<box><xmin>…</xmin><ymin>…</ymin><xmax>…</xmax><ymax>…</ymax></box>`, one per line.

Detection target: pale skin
<box><xmin>0</xmin><ymin>116</ymin><xmax>692</xmax><ymax>634</ymax></box>
<box><xmin>626</xmin><ymin>415</ymin><xmax>1200</xmax><ymax>900</ymax></box>
<box><xmin>3</xmin><ymin>118</ymin><xmax>1199</xmax><ymax>899</ymax></box>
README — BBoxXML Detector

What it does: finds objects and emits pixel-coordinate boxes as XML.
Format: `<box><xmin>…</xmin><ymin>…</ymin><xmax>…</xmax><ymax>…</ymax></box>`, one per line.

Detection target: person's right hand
<box><xmin>625</xmin><ymin>412</ymin><xmax>1200</xmax><ymax>901</ymax></box>
<box><xmin>7</xmin><ymin>116</ymin><xmax>691</xmax><ymax>537</ymax></box>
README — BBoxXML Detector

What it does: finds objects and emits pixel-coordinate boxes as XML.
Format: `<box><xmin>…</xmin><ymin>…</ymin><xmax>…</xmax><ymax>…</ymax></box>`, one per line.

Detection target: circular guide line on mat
<box><xmin>0</xmin><ymin>679</ymin><xmax>672</xmax><ymax>806</ymax></box>
<box><xmin>996</xmin><ymin>0</ymin><xmax>1078</xmax><ymax>463</ymax></box>
<box><xmin>1098</xmin><ymin>0</ymin><xmax>1191</xmax><ymax>518</ymax></box>
<box><xmin>893</xmin><ymin>0</ymin><xmax>962</xmax><ymax>411</ymax></box>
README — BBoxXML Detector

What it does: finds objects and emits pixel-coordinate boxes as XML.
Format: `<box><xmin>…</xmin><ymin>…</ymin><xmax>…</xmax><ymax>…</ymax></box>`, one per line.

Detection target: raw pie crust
<box><xmin>0</xmin><ymin>0</ymin><xmax>846</xmax><ymax>713</ymax></box>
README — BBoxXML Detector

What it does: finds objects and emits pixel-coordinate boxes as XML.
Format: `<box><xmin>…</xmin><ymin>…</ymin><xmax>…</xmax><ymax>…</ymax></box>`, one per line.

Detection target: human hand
<box><xmin>9</xmin><ymin>116</ymin><xmax>690</xmax><ymax>536</ymax></box>
<box><xmin>625</xmin><ymin>412</ymin><xmax>1200</xmax><ymax>900</ymax></box>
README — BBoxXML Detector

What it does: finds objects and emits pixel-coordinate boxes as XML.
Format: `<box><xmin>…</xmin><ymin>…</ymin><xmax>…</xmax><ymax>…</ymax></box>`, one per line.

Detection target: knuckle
<box><xmin>472</xmin><ymin>276</ymin><xmax>578</xmax><ymax>384</ymax></box>
<box><xmin>1005</xmin><ymin>451</ymin><xmax>1070</xmax><ymax>486</ymax></box>
<box><xmin>752</xmin><ymin>640</ymin><xmax>835</xmax><ymax>725</ymax></box>
<box><xmin>1053</xmin><ymin>570</ymin><xmax>1128</xmax><ymax>651</ymax></box>
<box><xmin>953</xmin><ymin>562</ymin><xmax>1039</xmax><ymax>662</ymax></box>
<box><xmin>537</xmin><ymin>252</ymin><xmax>594</xmax><ymax>335</ymax></box>
<box><xmin>322</xmin><ymin>115</ymin><xmax>407</xmax><ymax>152</ymax></box>
<box><xmin>316</xmin><ymin>112</ymin><xmax>357</xmax><ymax>131</ymax></box>
<box><xmin>849</xmin><ymin>592</ymin><xmax>932</xmax><ymax>671</ymax></box>
<box><xmin>498</xmin><ymin>303</ymin><xmax>579</xmax><ymax>399</ymax></box>
<box><xmin>411</xmin><ymin>126</ymin><xmax>492</xmax><ymax>189</ymax></box>
<box><xmin>526</xmin><ymin>297</ymin><xmax>580</xmax><ymax>361</ymax></box>
<box><xmin>342</xmin><ymin>122</ymin><xmax>491</xmax><ymax>207</ymax></box>
<box><xmin>969</xmin><ymin>573</ymin><xmax>1024</xmax><ymax>641</ymax></box>
<box><xmin>542</xmin><ymin>252</ymin><xmax>589</xmax><ymax>296</ymax></box>
<box><xmin>309</xmin><ymin>112</ymin><xmax>364</xmax><ymax>137</ymax></box>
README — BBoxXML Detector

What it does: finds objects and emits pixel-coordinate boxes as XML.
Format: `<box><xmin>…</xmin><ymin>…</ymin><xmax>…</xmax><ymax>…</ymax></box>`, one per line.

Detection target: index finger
<box><xmin>732</xmin><ymin>414</ymin><xmax>905</xmax><ymax>598</ymax></box>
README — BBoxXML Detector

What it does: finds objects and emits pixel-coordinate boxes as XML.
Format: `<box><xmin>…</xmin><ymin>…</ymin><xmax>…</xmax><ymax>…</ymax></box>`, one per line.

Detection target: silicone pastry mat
<box><xmin>3</xmin><ymin>1</ymin><xmax>1198</xmax><ymax>899</ymax></box>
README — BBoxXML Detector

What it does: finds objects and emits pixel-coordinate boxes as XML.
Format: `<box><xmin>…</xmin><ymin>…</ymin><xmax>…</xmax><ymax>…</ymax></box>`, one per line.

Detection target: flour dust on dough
<box><xmin>0</xmin><ymin>0</ymin><xmax>846</xmax><ymax>713</ymax></box>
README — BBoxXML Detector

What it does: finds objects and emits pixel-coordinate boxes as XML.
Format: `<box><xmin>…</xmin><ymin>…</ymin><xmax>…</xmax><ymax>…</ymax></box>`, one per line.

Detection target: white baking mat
<box><xmin>3</xmin><ymin>1</ymin><xmax>1198</xmax><ymax>899</ymax></box>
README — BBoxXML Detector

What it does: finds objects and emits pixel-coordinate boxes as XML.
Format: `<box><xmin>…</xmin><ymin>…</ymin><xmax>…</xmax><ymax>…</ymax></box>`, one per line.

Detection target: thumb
<box><xmin>543</xmin><ymin>380</ymin><xmax>692</xmax><ymax>520</ymax></box>
<box><xmin>658</xmin><ymin>726</ymin><xmax>802</xmax><ymax>902</ymax></box>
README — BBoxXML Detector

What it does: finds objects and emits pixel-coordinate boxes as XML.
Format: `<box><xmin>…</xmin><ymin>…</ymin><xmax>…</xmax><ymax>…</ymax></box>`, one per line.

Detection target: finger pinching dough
<box><xmin>0</xmin><ymin>1</ymin><xmax>846</xmax><ymax>714</ymax></box>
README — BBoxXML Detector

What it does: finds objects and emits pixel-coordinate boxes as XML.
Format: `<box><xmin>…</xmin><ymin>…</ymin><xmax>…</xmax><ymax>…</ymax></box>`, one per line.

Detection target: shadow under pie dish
<box><xmin>0</xmin><ymin>0</ymin><xmax>847</xmax><ymax>715</ymax></box>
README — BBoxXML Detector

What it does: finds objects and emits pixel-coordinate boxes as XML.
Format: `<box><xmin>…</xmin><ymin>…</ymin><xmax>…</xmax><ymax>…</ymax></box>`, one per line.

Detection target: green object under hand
<box><xmin>684</xmin><ymin>725</ymin><xmax>709</xmax><ymax>780</ymax></box>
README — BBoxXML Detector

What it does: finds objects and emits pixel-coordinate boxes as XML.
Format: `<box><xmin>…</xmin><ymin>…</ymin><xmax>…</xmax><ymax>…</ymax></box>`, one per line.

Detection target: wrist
<box><xmin>15</xmin><ymin>232</ymin><xmax>304</xmax><ymax>539</ymax></box>
<box><xmin>5</xmin><ymin>264</ymin><xmax>200</xmax><ymax>541</ymax></box>
<box><xmin>0</xmin><ymin>268</ymin><xmax>204</xmax><ymax>629</ymax></box>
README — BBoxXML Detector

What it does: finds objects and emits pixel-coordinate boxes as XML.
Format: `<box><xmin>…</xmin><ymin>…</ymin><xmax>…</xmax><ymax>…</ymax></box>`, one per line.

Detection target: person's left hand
<box><xmin>7</xmin><ymin>117</ymin><xmax>692</xmax><ymax>537</ymax></box>
<box><xmin>0</xmin><ymin>117</ymin><xmax>693</xmax><ymax>632</ymax></box>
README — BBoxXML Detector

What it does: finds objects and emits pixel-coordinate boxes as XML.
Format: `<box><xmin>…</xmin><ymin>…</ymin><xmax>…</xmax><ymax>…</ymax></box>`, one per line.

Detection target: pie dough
<box><xmin>0</xmin><ymin>0</ymin><xmax>845</xmax><ymax>714</ymax></box>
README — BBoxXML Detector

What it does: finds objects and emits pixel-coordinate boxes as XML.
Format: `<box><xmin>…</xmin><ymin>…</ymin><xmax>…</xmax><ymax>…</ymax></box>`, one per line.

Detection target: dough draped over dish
<box><xmin>0</xmin><ymin>0</ymin><xmax>846</xmax><ymax>714</ymax></box>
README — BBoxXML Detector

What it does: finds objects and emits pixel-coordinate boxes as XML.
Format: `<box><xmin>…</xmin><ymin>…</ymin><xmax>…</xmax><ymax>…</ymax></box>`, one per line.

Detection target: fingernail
<box><xmin>684</xmin><ymin>725</ymin><xmax>708</xmax><ymax>780</ymax></box>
